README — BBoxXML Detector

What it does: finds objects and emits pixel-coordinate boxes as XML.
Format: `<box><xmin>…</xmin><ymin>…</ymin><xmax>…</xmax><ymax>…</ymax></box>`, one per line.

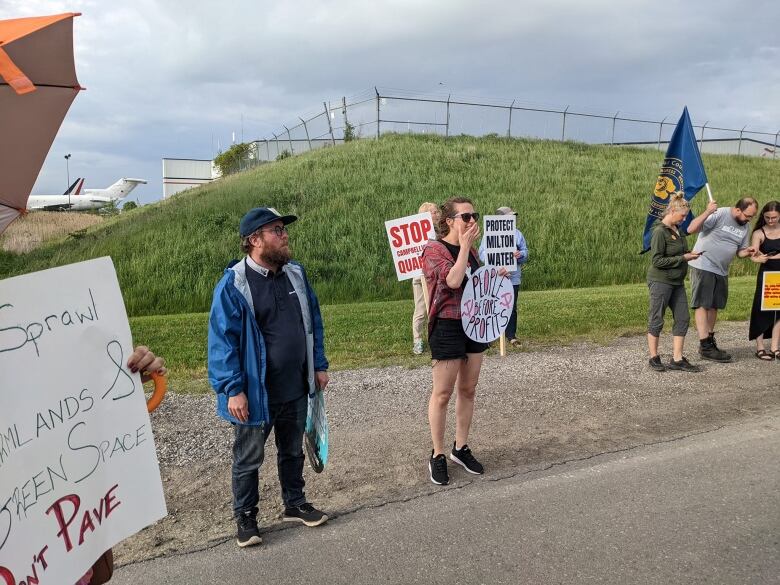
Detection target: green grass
<box><xmin>2</xmin><ymin>134</ymin><xmax>778</xmax><ymax>316</ymax></box>
<box><xmin>131</xmin><ymin>276</ymin><xmax>758</xmax><ymax>394</ymax></box>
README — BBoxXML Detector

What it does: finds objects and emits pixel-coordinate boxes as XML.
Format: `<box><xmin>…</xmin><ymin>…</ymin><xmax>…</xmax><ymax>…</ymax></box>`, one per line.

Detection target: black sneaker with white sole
<box><xmin>236</xmin><ymin>513</ymin><xmax>262</xmax><ymax>547</ymax></box>
<box><xmin>283</xmin><ymin>503</ymin><xmax>328</xmax><ymax>527</ymax></box>
<box><xmin>429</xmin><ymin>451</ymin><xmax>449</xmax><ymax>485</ymax></box>
<box><xmin>450</xmin><ymin>443</ymin><xmax>484</xmax><ymax>475</ymax></box>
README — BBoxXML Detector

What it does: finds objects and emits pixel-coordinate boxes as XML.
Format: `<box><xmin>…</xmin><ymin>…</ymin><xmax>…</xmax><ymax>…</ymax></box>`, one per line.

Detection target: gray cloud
<box><xmin>2</xmin><ymin>0</ymin><xmax>777</xmax><ymax>204</ymax></box>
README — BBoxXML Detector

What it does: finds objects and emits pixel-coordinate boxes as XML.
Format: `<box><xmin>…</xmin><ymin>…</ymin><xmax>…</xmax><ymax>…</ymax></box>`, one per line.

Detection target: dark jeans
<box><xmin>506</xmin><ymin>285</ymin><xmax>520</xmax><ymax>340</ymax></box>
<box><xmin>232</xmin><ymin>393</ymin><xmax>307</xmax><ymax>518</ymax></box>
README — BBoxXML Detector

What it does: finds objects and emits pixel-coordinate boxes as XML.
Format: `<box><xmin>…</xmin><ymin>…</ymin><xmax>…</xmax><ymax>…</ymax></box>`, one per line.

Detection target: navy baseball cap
<box><xmin>239</xmin><ymin>207</ymin><xmax>297</xmax><ymax>236</ymax></box>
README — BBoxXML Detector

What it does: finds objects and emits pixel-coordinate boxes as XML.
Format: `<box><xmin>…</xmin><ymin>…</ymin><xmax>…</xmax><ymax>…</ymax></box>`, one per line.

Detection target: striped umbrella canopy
<box><xmin>0</xmin><ymin>13</ymin><xmax>83</xmax><ymax>234</ymax></box>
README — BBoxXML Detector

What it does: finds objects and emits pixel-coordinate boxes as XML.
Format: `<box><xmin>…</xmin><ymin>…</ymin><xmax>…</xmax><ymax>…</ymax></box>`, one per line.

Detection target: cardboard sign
<box><xmin>482</xmin><ymin>215</ymin><xmax>517</xmax><ymax>272</ymax></box>
<box><xmin>0</xmin><ymin>258</ymin><xmax>166</xmax><ymax>585</ymax></box>
<box><xmin>460</xmin><ymin>266</ymin><xmax>514</xmax><ymax>342</ymax></box>
<box><xmin>761</xmin><ymin>271</ymin><xmax>780</xmax><ymax>311</ymax></box>
<box><xmin>385</xmin><ymin>212</ymin><xmax>436</xmax><ymax>281</ymax></box>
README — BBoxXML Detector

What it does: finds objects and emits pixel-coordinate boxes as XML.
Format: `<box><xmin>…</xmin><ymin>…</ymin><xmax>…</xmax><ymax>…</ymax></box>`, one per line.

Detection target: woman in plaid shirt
<box><xmin>421</xmin><ymin>196</ymin><xmax>489</xmax><ymax>486</ymax></box>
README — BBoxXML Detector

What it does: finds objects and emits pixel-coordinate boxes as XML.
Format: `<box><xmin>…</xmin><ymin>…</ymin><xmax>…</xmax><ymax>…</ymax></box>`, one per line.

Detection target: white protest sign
<box><xmin>384</xmin><ymin>212</ymin><xmax>436</xmax><ymax>281</ymax></box>
<box><xmin>460</xmin><ymin>266</ymin><xmax>514</xmax><ymax>342</ymax></box>
<box><xmin>0</xmin><ymin>258</ymin><xmax>166</xmax><ymax>585</ymax></box>
<box><xmin>482</xmin><ymin>215</ymin><xmax>517</xmax><ymax>272</ymax></box>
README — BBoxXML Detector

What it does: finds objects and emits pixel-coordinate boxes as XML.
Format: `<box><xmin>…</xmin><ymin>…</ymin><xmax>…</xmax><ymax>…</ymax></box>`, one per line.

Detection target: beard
<box><xmin>260</xmin><ymin>246</ymin><xmax>291</xmax><ymax>267</ymax></box>
<box><xmin>736</xmin><ymin>217</ymin><xmax>750</xmax><ymax>226</ymax></box>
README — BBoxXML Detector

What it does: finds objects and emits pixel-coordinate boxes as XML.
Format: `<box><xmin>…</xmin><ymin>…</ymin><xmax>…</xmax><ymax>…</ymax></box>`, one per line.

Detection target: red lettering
<box><xmin>0</xmin><ymin>567</ymin><xmax>14</xmax><ymax>585</ymax></box>
<box><xmin>399</xmin><ymin>224</ymin><xmax>411</xmax><ymax>245</ymax></box>
<box><xmin>36</xmin><ymin>545</ymin><xmax>49</xmax><ymax>570</ymax></box>
<box><xmin>78</xmin><ymin>509</ymin><xmax>96</xmax><ymax>546</ymax></box>
<box><xmin>389</xmin><ymin>226</ymin><xmax>402</xmax><ymax>248</ymax></box>
<box><xmin>45</xmin><ymin>494</ymin><xmax>80</xmax><ymax>552</ymax></box>
<box><xmin>24</xmin><ymin>561</ymin><xmax>40</xmax><ymax>585</ymax></box>
<box><xmin>104</xmin><ymin>484</ymin><xmax>120</xmax><ymax>518</ymax></box>
<box><xmin>410</xmin><ymin>222</ymin><xmax>423</xmax><ymax>243</ymax></box>
<box><xmin>420</xmin><ymin>219</ymin><xmax>432</xmax><ymax>239</ymax></box>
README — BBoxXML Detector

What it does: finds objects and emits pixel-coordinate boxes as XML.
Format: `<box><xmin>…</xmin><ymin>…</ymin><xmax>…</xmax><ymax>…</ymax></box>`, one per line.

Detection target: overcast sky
<box><xmin>3</xmin><ymin>0</ymin><xmax>779</xmax><ymax>204</ymax></box>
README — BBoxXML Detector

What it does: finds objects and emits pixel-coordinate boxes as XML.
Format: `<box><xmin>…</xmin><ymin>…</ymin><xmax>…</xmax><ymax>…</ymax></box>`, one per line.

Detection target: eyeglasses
<box><xmin>258</xmin><ymin>225</ymin><xmax>288</xmax><ymax>237</ymax></box>
<box><xmin>451</xmin><ymin>212</ymin><xmax>480</xmax><ymax>223</ymax></box>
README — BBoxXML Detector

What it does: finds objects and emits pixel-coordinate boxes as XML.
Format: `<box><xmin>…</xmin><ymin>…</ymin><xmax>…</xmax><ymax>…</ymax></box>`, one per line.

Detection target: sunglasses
<box><xmin>452</xmin><ymin>212</ymin><xmax>480</xmax><ymax>223</ymax></box>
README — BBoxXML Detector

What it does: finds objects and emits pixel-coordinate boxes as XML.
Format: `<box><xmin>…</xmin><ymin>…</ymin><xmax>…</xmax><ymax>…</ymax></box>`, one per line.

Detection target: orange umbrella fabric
<box><xmin>0</xmin><ymin>13</ymin><xmax>83</xmax><ymax>233</ymax></box>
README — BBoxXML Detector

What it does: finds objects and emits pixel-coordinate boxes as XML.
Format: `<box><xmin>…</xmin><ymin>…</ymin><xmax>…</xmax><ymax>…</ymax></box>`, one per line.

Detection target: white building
<box><xmin>161</xmin><ymin>158</ymin><xmax>220</xmax><ymax>199</ymax></box>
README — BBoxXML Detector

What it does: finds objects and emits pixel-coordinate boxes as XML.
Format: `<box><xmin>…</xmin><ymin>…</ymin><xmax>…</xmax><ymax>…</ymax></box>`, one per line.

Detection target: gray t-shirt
<box><xmin>687</xmin><ymin>207</ymin><xmax>750</xmax><ymax>276</ymax></box>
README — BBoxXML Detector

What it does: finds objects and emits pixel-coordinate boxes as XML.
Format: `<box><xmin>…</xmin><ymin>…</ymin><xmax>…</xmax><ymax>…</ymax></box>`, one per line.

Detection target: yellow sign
<box><xmin>761</xmin><ymin>271</ymin><xmax>780</xmax><ymax>311</ymax></box>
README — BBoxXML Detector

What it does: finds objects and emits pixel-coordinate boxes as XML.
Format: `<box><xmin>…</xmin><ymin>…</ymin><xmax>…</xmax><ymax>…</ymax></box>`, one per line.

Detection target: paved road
<box><xmin>114</xmin><ymin>413</ymin><xmax>780</xmax><ymax>585</ymax></box>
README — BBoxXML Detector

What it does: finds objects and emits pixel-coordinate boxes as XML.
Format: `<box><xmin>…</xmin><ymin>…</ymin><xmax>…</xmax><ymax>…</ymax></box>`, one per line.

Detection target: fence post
<box><xmin>342</xmin><ymin>96</ymin><xmax>349</xmax><ymax>138</ymax></box>
<box><xmin>561</xmin><ymin>106</ymin><xmax>569</xmax><ymax>141</ymax></box>
<box><xmin>738</xmin><ymin>124</ymin><xmax>747</xmax><ymax>155</ymax></box>
<box><xmin>774</xmin><ymin>130</ymin><xmax>779</xmax><ymax>159</ymax></box>
<box><xmin>445</xmin><ymin>94</ymin><xmax>451</xmax><ymax>138</ymax></box>
<box><xmin>283</xmin><ymin>125</ymin><xmax>294</xmax><ymax>154</ymax></box>
<box><xmin>323</xmin><ymin>102</ymin><xmax>336</xmax><ymax>145</ymax></box>
<box><xmin>272</xmin><ymin>133</ymin><xmax>279</xmax><ymax>159</ymax></box>
<box><xmin>699</xmin><ymin>121</ymin><xmax>708</xmax><ymax>152</ymax></box>
<box><xmin>300</xmin><ymin>117</ymin><xmax>312</xmax><ymax>151</ymax></box>
<box><xmin>507</xmin><ymin>99</ymin><xmax>515</xmax><ymax>138</ymax></box>
<box><xmin>657</xmin><ymin>116</ymin><xmax>667</xmax><ymax>150</ymax></box>
<box><xmin>265</xmin><ymin>139</ymin><xmax>270</xmax><ymax>161</ymax></box>
<box><xmin>610</xmin><ymin>111</ymin><xmax>620</xmax><ymax>145</ymax></box>
<box><xmin>375</xmin><ymin>87</ymin><xmax>380</xmax><ymax>139</ymax></box>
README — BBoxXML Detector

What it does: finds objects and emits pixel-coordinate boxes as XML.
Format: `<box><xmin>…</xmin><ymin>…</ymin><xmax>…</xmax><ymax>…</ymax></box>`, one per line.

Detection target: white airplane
<box><xmin>27</xmin><ymin>178</ymin><xmax>147</xmax><ymax>211</ymax></box>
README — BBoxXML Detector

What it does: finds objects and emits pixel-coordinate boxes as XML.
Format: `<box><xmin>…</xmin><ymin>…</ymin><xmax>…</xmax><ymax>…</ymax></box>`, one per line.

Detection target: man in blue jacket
<box><xmin>208</xmin><ymin>206</ymin><xmax>330</xmax><ymax>548</ymax></box>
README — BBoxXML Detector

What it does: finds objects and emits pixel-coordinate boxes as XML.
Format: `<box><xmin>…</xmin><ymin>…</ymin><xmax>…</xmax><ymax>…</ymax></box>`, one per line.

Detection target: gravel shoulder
<box><xmin>117</xmin><ymin>321</ymin><xmax>780</xmax><ymax>565</ymax></box>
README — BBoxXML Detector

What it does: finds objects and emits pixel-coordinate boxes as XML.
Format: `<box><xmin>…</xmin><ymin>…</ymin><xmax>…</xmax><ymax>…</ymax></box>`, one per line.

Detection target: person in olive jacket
<box><xmin>646</xmin><ymin>192</ymin><xmax>716</xmax><ymax>372</ymax></box>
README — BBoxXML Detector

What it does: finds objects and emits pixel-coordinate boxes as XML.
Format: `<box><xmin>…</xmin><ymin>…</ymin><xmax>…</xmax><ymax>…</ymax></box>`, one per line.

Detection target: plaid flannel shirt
<box><xmin>421</xmin><ymin>239</ymin><xmax>480</xmax><ymax>333</ymax></box>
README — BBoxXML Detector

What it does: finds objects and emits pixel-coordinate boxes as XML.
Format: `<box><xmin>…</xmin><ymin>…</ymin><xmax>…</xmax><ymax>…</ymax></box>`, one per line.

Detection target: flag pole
<box><xmin>705</xmin><ymin>182</ymin><xmax>714</xmax><ymax>202</ymax></box>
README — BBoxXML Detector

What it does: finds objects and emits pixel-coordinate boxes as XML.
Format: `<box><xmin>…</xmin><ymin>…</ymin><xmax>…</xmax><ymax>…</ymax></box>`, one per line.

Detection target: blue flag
<box><xmin>642</xmin><ymin>107</ymin><xmax>708</xmax><ymax>251</ymax></box>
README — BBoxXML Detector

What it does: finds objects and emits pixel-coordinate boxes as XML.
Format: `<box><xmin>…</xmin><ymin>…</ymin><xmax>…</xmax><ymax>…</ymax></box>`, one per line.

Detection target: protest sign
<box><xmin>385</xmin><ymin>212</ymin><xmax>435</xmax><ymax>280</ymax></box>
<box><xmin>460</xmin><ymin>266</ymin><xmax>514</xmax><ymax>343</ymax></box>
<box><xmin>0</xmin><ymin>258</ymin><xmax>166</xmax><ymax>585</ymax></box>
<box><xmin>482</xmin><ymin>215</ymin><xmax>517</xmax><ymax>272</ymax></box>
<box><xmin>761</xmin><ymin>271</ymin><xmax>780</xmax><ymax>311</ymax></box>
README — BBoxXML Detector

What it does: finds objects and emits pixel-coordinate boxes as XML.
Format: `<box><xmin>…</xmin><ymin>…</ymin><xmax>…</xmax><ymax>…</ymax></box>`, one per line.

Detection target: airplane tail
<box><xmin>63</xmin><ymin>178</ymin><xmax>84</xmax><ymax>195</ymax></box>
<box><xmin>102</xmin><ymin>178</ymin><xmax>147</xmax><ymax>200</ymax></box>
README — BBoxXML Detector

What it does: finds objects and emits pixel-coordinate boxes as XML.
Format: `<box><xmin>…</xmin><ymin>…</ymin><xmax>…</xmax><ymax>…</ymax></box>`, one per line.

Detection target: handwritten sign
<box><xmin>385</xmin><ymin>212</ymin><xmax>436</xmax><ymax>281</ymax></box>
<box><xmin>0</xmin><ymin>258</ymin><xmax>166</xmax><ymax>585</ymax></box>
<box><xmin>460</xmin><ymin>266</ymin><xmax>514</xmax><ymax>342</ymax></box>
<box><xmin>761</xmin><ymin>271</ymin><xmax>780</xmax><ymax>311</ymax></box>
<box><xmin>482</xmin><ymin>215</ymin><xmax>517</xmax><ymax>272</ymax></box>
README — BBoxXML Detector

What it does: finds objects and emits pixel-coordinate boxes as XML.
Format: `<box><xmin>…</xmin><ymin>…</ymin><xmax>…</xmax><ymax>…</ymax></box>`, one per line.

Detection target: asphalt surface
<box><xmin>113</xmin><ymin>412</ymin><xmax>780</xmax><ymax>585</ymax></box>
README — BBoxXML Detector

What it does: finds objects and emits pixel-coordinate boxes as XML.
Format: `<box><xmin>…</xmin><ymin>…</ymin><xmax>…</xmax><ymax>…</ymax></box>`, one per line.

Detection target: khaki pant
<box><xmin>412</xmin><ymin>276</ymin><xmax>427</xmax><ymax>343</ymax></box>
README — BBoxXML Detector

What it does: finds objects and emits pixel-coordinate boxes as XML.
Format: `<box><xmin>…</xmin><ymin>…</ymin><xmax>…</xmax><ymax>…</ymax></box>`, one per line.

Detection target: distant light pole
<box><xmin>64</xmin><ymin>153</ymin><xmax>71</xmax><ymax>187</ymax></box>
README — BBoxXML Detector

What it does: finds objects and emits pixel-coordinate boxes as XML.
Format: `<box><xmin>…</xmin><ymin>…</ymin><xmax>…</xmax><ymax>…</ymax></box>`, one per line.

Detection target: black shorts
<box><xmin>429</xmin><ymin>318</ymin><xmax>489</xmax><ymax>361</ymax></box>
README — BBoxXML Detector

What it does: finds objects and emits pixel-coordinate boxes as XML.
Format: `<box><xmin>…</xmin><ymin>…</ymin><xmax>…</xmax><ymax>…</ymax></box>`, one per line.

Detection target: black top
<box><xmin>245</xmin><ymin>260</ymin><xmax>307</xmax><ymax>404</ymax></box>
<box><xmin>440</xmin><ymin>240</ymin><xmax>480</xmax><ymax>287</ymax></box>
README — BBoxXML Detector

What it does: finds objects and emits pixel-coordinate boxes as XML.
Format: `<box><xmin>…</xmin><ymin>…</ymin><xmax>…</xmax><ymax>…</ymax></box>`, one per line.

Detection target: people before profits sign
<box><xmin>0</xmin><ymin>258</ymin><xmax>167</xmax><ymax>585</ymax></box>
<box><xmin>482</xmin><ymin>215</ymin><xmax>517</xmax><ymax>272</ymax></box>
<box><xmin>384</xmin><ymin>212</ymin><xmax>436</xmax><ymax>281</ymax></box>
<box><xmin>460</xmin><ymin>266</ymin><xmax>514</xmax><ymax>343</ymax></box>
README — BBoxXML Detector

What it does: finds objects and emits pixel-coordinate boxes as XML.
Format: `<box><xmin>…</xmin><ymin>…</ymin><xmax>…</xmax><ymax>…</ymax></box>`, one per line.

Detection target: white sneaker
<box><xmin>413</xmin><ymin>340</ymin><xmax>424</xmax><ymax>355</ymax></box>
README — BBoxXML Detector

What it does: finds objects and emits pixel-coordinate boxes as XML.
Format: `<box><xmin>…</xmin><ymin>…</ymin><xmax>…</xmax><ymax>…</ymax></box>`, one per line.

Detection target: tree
<box><xmin>213</xmin><ymin>142</ymin><xmax>254</xmax><ymax>176</ymax></box>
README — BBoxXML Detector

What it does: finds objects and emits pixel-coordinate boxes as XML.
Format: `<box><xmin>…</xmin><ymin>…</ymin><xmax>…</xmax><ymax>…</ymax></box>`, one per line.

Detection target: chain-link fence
<box><xmin>250</xmin><ymin>87</ymin><xmax>780</xmax><ymax>161</ymax></box>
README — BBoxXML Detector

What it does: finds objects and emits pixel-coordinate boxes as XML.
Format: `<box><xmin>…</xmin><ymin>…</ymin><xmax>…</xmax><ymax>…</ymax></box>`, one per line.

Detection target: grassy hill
<box><xmin>1</xmin><ymin>134</ymin><xmax>777</xmax><ymax>316</ymax></box>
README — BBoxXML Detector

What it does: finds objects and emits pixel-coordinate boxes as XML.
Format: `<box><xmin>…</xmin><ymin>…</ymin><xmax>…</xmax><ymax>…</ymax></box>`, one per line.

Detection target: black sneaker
<box><xmin>450</xmin><ymin>443</ymin><xmax>484</xmax><ymax>475</ymax></box>
<box><xmin>429</xmin><ymin>451</ymin><xmax>449</xmax><ymax>485</ymax></box>
<box><xmin>698</xmin><ymin>342</ymin><xmax>731</xmax><ymax>362</ymax></box>
<box><xmin>283</xmin><ymin>503</ymin><xmax>328</xmax><ymax>527</ymax></box>
<box><xmin>705</xmin><ymin>333</ymin><xmax>732</xmax><ymax>362</ymax></box>
<box><xmin>236</xmin><ymin>513</ymin><xmax>262</xmax><ymax>547</ymax></box>
<box><xmin>648</xmin><ymin>356</ymin><xmax>666</xmax><ymax>372</ymax></box>
<box><xmin>667</xmin><ymin>357</ymin><xmax>701</xmax><ymax>372</ymax></box>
